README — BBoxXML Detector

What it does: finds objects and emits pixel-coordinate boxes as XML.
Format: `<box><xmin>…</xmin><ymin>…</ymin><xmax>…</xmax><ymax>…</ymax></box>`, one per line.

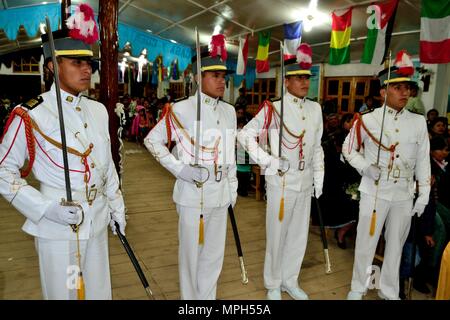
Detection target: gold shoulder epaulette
<box><xmin>82</xmin><ymin>95</ymin><xmax>97</xmax><ymax>101</ymax></box>
<box><xmin>407</xmin><ymin>109</ymin><xmax>424</xmax><ymax>116</ymax></box>
<box><xmin>361</xmin><ymin>108</ymin><xmax>375</xmax><ymax>115</ymax></box>
<box><xmin>220</xmin><ymin>99</ymin><xmax>234</xmax><ymax>107</ymax></box>
<box><xmin>270</xmin><ymin>97</ymin><xmax>281</xmax><ymax>103</ymax></box>
<box><xmin>22</xmin><ymin>96</ymin><xmax>43</xmax><ymax>110</ymax></box>
<box><xmin>174</xmin><ymin>96</ymin><xmax>189</xmax><ymax>103</ymax></box>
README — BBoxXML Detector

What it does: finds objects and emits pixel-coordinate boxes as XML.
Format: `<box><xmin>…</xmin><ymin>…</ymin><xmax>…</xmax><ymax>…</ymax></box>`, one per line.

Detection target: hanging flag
<box><xmin>283</xmin><ymin>21</ymin><xmax>303</xmax><ymax>60</ymax></box>
<box><xmin>236</xmin><ymin>35</ymin><xmax>249</xmax><ymax>75</ymax></box>
<box><xmin>256</xmin><ymin>31</ymin><xmax>271</xmax><ymax>73</ymax></box>
<box><xmin>329</xmin><ymin>8</ymin><xmax>352</xmax><ymax>65</ymax></box>
<box><xmin>420</xmin><ymin>0</ymin><xmax>450</xmax><ymax>64</ymax></box>
<box><xmin>361</xmin><ymin>0</ymin><xmax>398</xmax><ymax>65</ymax></box>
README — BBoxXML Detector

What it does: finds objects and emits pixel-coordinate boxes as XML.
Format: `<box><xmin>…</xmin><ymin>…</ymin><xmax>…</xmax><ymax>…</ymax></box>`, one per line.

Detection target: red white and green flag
<box><xmin>256</xmin><ymin>31</ymin><xmax>271</xmax><ymax>73</ymax></box>
<box><xmin>329</xmin><ymin>8</ymin><xmax>352</xmax><ymax>65</ymax></box>
<box><xmin>420</xmin><ymin>0</ymin><xmax>450</xmax><ymax>64</ymax></box>
<box><xmin>360</xmin><ymin>0</ymin><xmax>399</xmax><ymax>65</ymax></box>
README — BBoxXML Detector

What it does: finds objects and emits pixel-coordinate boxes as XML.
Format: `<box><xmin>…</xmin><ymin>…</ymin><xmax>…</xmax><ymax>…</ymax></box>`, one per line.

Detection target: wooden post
<box><xmin>99</xmin><ymin>0</ymin><xmax>120</xmax><ymax>175</ymax></box>
<box><xmin>60</xmin><ymin>0</ymin><xmax>71</xmax><ymax>30</ymax></box>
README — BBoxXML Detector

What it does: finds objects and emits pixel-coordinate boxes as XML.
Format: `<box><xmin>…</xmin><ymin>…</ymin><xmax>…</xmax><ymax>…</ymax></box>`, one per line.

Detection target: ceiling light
<box><xmin>146</xmin><ymin>29</ymin><xmax>152</xmax><ymax>33</ymax></box>
<box><xmin>170</xmin><ymin>39</ymin><xmax>177</xmax><ymax>43</ymax></box>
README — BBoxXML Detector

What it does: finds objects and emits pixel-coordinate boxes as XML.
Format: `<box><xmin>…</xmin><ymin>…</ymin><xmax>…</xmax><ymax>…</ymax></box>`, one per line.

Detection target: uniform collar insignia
<box><xmin>201</xmin><ymin>92</ymin><xmax>220</xmax><ymax>107</ymax></box>
<box><xmin>286</xmin><ymin>92</ymin><xmax>305</xmax><ymax>105</ymax></box>
<box><xmin>51</xmin><ymin>84</ymin><xmax>80</xmax><ymax>106</ymax></box>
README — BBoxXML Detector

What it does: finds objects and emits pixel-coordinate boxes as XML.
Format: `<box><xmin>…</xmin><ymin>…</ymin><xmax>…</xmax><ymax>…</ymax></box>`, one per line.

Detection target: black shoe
<box><xmin>413</xmin><ymin>281</ymin><xmax>430</xmax><ymax>294</ymax></box>
<box><xmin>334</xmin><ymin>230</ymin><xmax>346</xmax><ymax>249</ymax></box>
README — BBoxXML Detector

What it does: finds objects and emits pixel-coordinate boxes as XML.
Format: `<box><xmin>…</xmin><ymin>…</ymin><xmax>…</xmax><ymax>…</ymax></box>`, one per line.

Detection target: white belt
<box><xmin>380</xmin><ymin>168</ymin><xmax>414</xmax><ymax>180</ymax></box>
<box><xmin>41</xmin><ymin>183</ymin><xmax>105</xmax><ymax>204</ymax></box>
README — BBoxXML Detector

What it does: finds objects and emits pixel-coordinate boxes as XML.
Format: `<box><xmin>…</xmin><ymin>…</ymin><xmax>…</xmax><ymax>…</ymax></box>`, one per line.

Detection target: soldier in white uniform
<box><xmin>237</xmin><ymin>44</ymin><xmax>324</xmax><ymax>300</ymax></box>
<box><xmin>343</xmin><ymin>51</ymin><xmax>431</xmax><ymax>300</ymax></box>
<box><xmin>0</xmin><ymin>13</ymin><xmax>125</xmax><ymax>300</ymax></box>
<box><xmin>144</xmin><ymin>52</ymin><xmax>237</xmax><ymax>300</ymax></box>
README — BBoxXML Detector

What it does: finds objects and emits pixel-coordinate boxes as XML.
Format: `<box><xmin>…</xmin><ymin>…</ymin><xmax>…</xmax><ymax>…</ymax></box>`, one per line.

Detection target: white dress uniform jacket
<box><xmin>342</xmin><ymin>106</ymin><xmax>430</xmax><ymax>206</ymax></box>
<box><xmin>0</xmin><ymin>85</ymin><xmax>125</xmax><ymax>240</ymax></box>
<box><xmin>342</xmin><ymin>106</ymin><xmax>431</xmax><ymax>299</ymax></box>
<box><xmin>144</xmin><ymin>93</ymin><xmax>238</xmax><ymax>208</ymax></box>
<box><xmin>237</xmin><ymin>92</ymin><xmax>324</xmax><ymax>192</ymax></box>
<box><xmin>237</xmin><ymin>93</ymin><xmax>324</xmax><ymax>294</ymax></box>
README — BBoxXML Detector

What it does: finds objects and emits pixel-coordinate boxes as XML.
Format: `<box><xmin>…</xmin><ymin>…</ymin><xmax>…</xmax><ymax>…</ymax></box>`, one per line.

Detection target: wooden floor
<box><xmin>0</xmin><ymin>141</ymin><xmax>432</xmax><ymax>300</ymax></box>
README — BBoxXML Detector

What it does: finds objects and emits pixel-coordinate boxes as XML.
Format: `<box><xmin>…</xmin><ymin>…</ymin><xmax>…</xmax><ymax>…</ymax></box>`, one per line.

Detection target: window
<box><xmin>323</xmin><ymin>77</ymin><xmax>380</xmax><ymax>113</ymax></box>
<box><xmin>248</xmin><ymin>78</ymin><xmax>277</xmax><ymax>107</ymax></box>
<box><xmin>12</xmin><ymin>57</ymin><xmax>40</xmax><ymax>73</ymax></box>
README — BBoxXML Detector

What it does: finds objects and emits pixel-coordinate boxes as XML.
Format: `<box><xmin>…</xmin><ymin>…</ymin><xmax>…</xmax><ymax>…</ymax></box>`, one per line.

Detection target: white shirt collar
<box><xmin>197</xmin><ymin>91</ymin><xmax>220</xmax><ymax>107</ymax></box>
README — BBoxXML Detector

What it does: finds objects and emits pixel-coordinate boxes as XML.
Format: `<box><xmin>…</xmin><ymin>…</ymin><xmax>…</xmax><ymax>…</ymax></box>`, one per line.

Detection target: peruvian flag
<box><xmin>420</xmin><ymin>0</ymin><xmax>450</xmax><ymax>63</ymax></box>
<box><xmin>283</xmin><ymin>21</ymin><xmax>302</xmax><ymax>60</ymax></box>
<box><xmin>236</xmin><ymin>35</ymin><xmax>249</xmax><ymax>75</ymax></box>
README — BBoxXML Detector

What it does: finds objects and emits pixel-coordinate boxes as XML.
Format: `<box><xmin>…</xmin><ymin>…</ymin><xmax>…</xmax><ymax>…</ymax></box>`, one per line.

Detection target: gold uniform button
<box><xmin>76</xmin><ymin>106</ymin><xmax>81</xmax><ymax>112</ymax></box>
<box><xmin>303</xmin><ymin>142</ymin><xmax>306</xmax><ymax>146</ymax></box>
<box><xmin>294</xmin><ymin>98</ymin><xmax>298</xmax><ymax>103</ymax></box>
<box><xmin>395</xmin><ymin>129</ymin><xmax>399</xmax><ymax>132</ymax></box>
<box><xmin>394</xmin><ymin>180</ymin><xmax>398</xmax><ymax>184</ymax></box>
<box><xmin>217</xmin><ymin>120</ymin><xmax>220</xmax><ymax>125</ymax></box>
<box><xmin>84</xmin><ymin>123</ymin><xmax>88</xmax><ymax>128</ymax></box>
<box><xmin>89</xmin><ymin>143</ymin><xmax>94</xmax><ymax>149</ymax></box>
<box><xmin>396</xmin><ymin>154</ymin><xmax>399</xmax><ymax>158</ymax></box>
<box><xmin>302</xmin><ymin>117</ymin><xmax>306</xmax><ymax>120</ymax></box>
<box><xmin>394</xmin><ymin>117</ymin><xmax>398</xmax><ymax>121</ymax></box>
<box><xmin>90</xmin><ymin>163</ymin><xmax>95</xmax><ymax>168</ymax></box>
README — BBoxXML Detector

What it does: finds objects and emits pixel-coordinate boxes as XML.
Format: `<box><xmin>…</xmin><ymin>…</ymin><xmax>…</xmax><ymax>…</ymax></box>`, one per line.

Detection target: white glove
<box><xmin>44</xmin><ymin>201</ymin><xmax>82</xmax><ymax>226</ymax></box>
<box><xmin>268</xmin><ymin>157</ymin><xmax>290</xmax><ymax>173</ymax></box>
<box><xmin>314</xmin><ymin>186</ymin><xmax>323</xmax><ymax>199</ymax></box>
<box><xmin>411</xmin><ymin>203</ymin><xmax>426</xmax><ymax>217</ymax></box>
<box><xmin>177</xmin><ymin>165</ymin><xmax>207</xmax><ymax>184</ymax></box>
<box><xmin>363</xmin><ymin>164</ymin><xmax>381</xmax><ymax>181</ymax></box>
<box><xmin>110</xmin><ymin>211</ymin><xmax>126</xmax><ymax>235</ymax></box>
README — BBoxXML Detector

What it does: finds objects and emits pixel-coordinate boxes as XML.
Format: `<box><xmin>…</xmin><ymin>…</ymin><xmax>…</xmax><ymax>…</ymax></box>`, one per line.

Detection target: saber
<box><xmin>375</xmin><ymin>51</ymin><xmax>392</xmax><ymax>169</ymax></box>
<box><xmin>192</xmin><ymin>26</ymin><xmax>207</xmax><ymax>188</ymax></box>
<box><xmin>277</xmin><ymin>41</ymin><xmax>287</xmax><ymax>176</ymax></box>
<box><xmin>406</xmin><ymin>214</ymin><xmax>418</xmax><ymax>300</ymax></box>
<box><xmin>115</xmin><ymin>222</ymin><xmax>154</xmax><ymax>299</ymax></box>
<box><xmin>45</xmin><ymin>17</ymin><xmax>84</xmax><ymax>231</ymax></box>
<box><xmin>314</xmin><ymin>197</ymin><xmax>332</xmax><ymax>274</ymax></box>
<box><xmin>228</xmin><ymin>206</ymin><xmax>248</xmax><ymax>284</ymax></box>
<box><xmin>194</xmin><ymin>26</ymin><xmax>202</xmax><ymax>167</ymax></box>
<box><xmin>369</xmin><ymin>51</ymin><xmax>392</xmax><ymax>237</ymax></box>
<box><xmin>45</xmin><ymin>16</ymin><xmax>85</xmax><ymax>300</ymax></box>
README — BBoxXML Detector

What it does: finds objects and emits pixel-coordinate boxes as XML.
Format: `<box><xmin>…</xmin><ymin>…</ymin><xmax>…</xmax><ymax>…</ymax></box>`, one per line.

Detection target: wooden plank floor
<box><xmin>0</xmin><ymin>141</ymin><xmax>432</xmax><ymax>300</ymax></box>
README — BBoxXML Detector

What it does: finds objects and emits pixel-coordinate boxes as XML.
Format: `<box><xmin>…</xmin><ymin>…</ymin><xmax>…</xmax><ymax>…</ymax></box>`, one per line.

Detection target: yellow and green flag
<box><xmin>256</xmin><ymin>31</ymin><xmax>271</xmax><ymax>73</ymax></box>
<box><xmin>329</xmin><ymin>8</ymin><xmax>352</xmax><ymax>65</ymax></box>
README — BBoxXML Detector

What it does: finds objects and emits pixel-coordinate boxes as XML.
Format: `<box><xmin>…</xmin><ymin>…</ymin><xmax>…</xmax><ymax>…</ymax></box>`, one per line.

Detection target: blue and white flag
<box><xmin>283</xmin><ymin>21</ymin><xmax>303</xmax><ymax>60</ymax></box>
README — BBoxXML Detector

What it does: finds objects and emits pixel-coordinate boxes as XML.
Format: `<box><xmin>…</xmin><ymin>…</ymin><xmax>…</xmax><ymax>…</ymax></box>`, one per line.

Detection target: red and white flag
<box><xmin>236</xmin><ymin>35</ymin><xmax>249</xmax><ymax>75</ymax></box>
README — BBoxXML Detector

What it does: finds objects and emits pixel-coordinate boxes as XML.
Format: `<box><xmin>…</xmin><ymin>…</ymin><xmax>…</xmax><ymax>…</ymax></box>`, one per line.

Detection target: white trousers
<box><xmin>35</xmin><ymin>228</ymin><xmax>112</xmax><ymax>300</ymax></box>
<box><xmin>177</xmin><ymin>204</ymin><xmax>228</xmax><ymax>300</ymax></box>
<box><xmin>264</xmin><ymin>184</ymin><xmax>311</xmax><ymax>289</ymax></box>
<box><xmin>350</xmin><ymin>192</ymin><xmax>412</xmax><ymax>299</ymax></box>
